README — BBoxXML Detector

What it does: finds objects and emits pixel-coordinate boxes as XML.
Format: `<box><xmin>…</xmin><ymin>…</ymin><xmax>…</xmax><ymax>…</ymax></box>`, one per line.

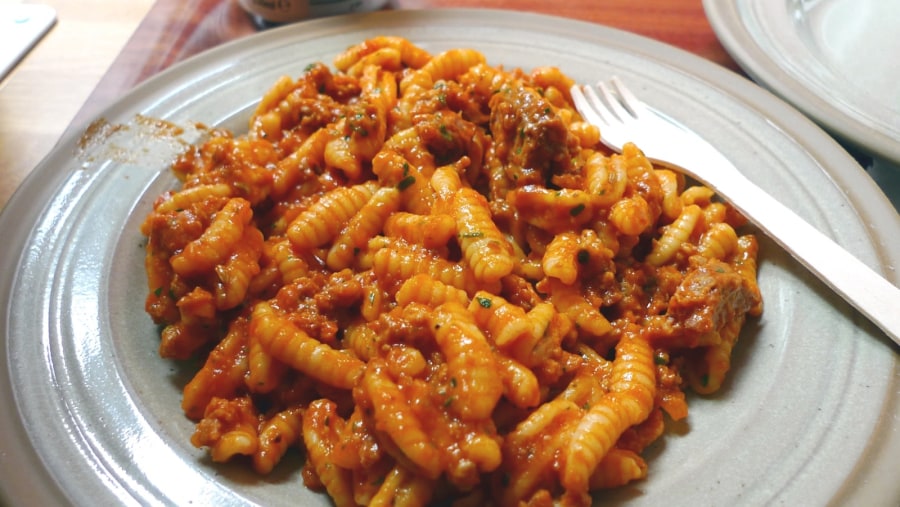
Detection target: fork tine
<box><xmin>596</xmin><ymin>79</ymin><xmax>633</xmax><ymax>122</ymax></box>
<box><xmin>574</xmin><ymin>85</ymin><xmax>614</xmax><ymax>128</ymax></box>
<box><xmin>570</xmin><ymin>85</ymin><xmax>607</xmax><ymax>128</ymax></box>
<box><xmin>583</xmin><ymin>85</ymin><xmax>617</xmax><ymax>125</ymax></box>
<box><xmin>610</xmin><ymin>76</ymin><xmax>646</xmax><ymax>119</ymax></box>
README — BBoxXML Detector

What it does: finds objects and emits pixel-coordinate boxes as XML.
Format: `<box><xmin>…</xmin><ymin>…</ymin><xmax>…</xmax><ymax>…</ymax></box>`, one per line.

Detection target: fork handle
<box><xmin>715</xmin><ymin>173</ymin><xmax>900</xmax><ymax>347</ymax></box>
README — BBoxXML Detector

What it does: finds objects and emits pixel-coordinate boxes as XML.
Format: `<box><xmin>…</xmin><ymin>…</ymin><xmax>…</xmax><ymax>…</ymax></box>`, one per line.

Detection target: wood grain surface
<box><xmin>0</xmin><ymin>0</ymin><xmax>740</xmax><ymax>209</ymax></box>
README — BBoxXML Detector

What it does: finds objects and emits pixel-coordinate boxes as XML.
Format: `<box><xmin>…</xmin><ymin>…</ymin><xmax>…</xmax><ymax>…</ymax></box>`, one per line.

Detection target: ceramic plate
<box><xmin>1</xmin><ymin>9</ymin><xmax>898</xmax><ymax>507</ymax></box>
<box><xmin>703</xmin><ymin>0</ymin><xmax>900</xmax><ymax>164</ymax></box>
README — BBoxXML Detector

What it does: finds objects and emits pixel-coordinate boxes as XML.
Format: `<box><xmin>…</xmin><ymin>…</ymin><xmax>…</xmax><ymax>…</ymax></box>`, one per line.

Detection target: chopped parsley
<box><xmin>576</xmin><ymin>249</ymin><xmax>590</xmax><ymax>264</ymax></box>
<box><xmin>654</xmin><ymin>350</ymin><xmax>669</xmax><ymax>365</ymax></box>
<box><xmin>439</xmin><ymin>124</ymin><xmax>453</xmax><ymax>142</ymax></box>
<box><xmin>569</xmin><ymin>203</ymin><xmax>586</xmax><ymax>216</ymax></box>
<box><xmin>397</xmin><ymin>175</ymin><xmax>416</xmax><ymax>190</ymax></box>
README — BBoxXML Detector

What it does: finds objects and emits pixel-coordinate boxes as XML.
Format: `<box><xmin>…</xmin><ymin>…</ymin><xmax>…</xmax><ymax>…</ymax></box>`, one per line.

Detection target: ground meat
<box><xmin>667</xmin><ymin>260</ymin><xmax>758</xmax><ymax>336</ymax></box>
<box><xmin>489</xmin><ymin>82</ymin><xmax>578</xmax><ymax>186</ymax></box>
<box><xmin>292</xmin><ymin>95</ymin><xmax>349</xmax><ymax>135</ymax></box>
<box><xmin>415</xmin><ymin>110</ymin><xmax>487</xmax><ymax>179</ymax></box>
<box><xmin>262</xmin><ymin>63</ymin><xmax>356</xmax><ymax>138</ymax></box>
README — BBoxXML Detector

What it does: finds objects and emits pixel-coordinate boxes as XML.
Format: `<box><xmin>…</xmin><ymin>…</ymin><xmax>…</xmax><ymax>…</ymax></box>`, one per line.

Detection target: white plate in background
<box><xmin>704</xmin><ymin>0</ymin><xmax>900</xmax><ymax>164</ymax></box>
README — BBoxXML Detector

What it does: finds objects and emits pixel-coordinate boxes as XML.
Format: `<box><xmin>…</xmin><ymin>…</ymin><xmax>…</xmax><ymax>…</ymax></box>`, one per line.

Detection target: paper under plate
<box><xmin>703</xmin><ymin>0</ymin><xmax>900</xmax><ymax>165</ymax></box>
<box><xmin>1</xmin><ymin>8</ymin><xmax>898</xmax><ymax>507</ymax></box>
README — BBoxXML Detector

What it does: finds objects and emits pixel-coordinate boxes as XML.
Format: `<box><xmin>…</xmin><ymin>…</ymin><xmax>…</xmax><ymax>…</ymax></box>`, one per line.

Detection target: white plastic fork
<box><xmin>570</xmin><ymin>77</ymin><xmax>900</xmax><ymax>347</ymax></box>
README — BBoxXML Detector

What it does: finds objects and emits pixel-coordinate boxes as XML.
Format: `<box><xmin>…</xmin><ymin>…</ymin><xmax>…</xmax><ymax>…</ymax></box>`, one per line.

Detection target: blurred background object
<box><xmin>236</xmin><ymin>0</ymin><xmax>389</xmax><ymax>25</ymax></box>
<box><xmin>0</xmin><ymin>3</ymin><xmax>56</xmax><ymax>80</ymax></box>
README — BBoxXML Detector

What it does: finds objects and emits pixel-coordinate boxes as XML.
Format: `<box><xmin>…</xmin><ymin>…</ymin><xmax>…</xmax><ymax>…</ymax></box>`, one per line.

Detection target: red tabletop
<box><xmin>71</xmin><ymin>0</ymin><xmax>741</xmax><ymax>130</ymax></box>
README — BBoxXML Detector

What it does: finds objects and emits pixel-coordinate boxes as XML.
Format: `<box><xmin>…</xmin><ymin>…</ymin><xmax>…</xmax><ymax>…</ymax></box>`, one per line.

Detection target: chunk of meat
<box><xmin>489</xmin><ymin>82</ymin><xmax>578</xmax><ymax>185</ymax></box>
<box><xmin>415</xmin><ymin>110</ymin><xmax>486</xmax><ymax>179</ymax></box>
<box><xmin>667</xmin><ymin>261</ymin><xmax>759</xmax><ymax>336</ymax></box>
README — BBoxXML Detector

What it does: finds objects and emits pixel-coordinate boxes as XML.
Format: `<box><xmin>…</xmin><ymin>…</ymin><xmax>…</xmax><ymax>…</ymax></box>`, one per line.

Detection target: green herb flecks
<box><xmin>397</xmin><ymin>175</ymin><xmax>416</xmax><ymax>191</ymax></box>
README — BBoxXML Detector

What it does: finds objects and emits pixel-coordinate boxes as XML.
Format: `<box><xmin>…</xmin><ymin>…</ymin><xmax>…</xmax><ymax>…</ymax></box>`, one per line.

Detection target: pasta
<box><xmin>141</xmin><ymin>37</ymin><xmax>763</xmax><ymax>506</ymax></box>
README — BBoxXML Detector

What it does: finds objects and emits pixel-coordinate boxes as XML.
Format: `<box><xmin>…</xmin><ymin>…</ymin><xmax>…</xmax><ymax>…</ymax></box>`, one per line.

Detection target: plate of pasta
<box><xmin>0</xmin><ymin>9</ymin><xmax>898</xmax><ymax>507</ymax></box>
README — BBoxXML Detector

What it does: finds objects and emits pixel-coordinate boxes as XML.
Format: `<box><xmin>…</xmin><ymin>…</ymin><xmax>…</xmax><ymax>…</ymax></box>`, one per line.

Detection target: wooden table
<box><xmin>0</xmin><ymin>0</ymin><xmax>154</xmax><ymax>209</ymax></box>
<box><xmin>0</xmin><ymin>0</ymin><xmax>739</xmax><ymax>210</ymax></box>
